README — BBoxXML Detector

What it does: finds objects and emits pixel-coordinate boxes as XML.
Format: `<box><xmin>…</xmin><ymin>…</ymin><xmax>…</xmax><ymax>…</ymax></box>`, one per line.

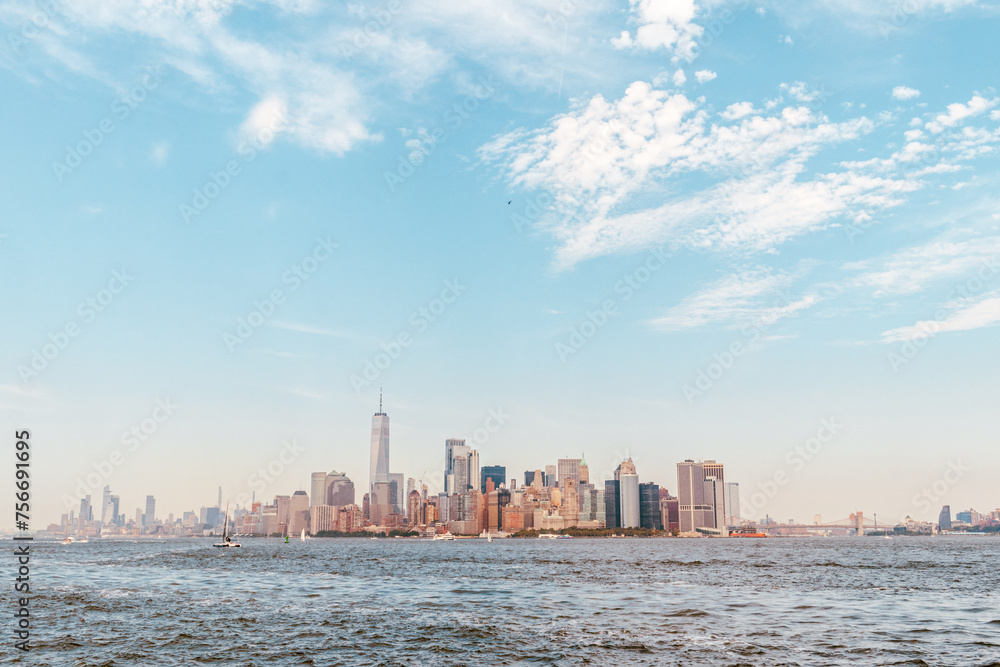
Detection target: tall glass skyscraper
<box><xmin>619</xmin><ymin>458</ymin><xmax>640</xmax><ymax>528</ymax></box>
<box><xmin>369</xmin><ymin>392</ymin><xmax>390</xmax><ymax>501</ymax></box>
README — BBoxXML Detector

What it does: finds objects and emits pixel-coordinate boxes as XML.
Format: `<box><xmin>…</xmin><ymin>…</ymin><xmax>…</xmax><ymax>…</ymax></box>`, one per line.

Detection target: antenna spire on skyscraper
<box><xmin>380</xmin><ymin>384</ymin><xmax>383</xmax><ymax>413</ymax></box>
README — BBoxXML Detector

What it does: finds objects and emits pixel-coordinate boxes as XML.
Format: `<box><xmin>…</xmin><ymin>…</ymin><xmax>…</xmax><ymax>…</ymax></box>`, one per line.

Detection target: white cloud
<box><xmin>720</xmin><ymin>101</ymin><xmax>757</xmax><ymax>120</ymax></box>
<box><xmin>613</xmin><ymin>0</ymin><xmax>705</xmax><ymax>61</ymax></box>
<box><xmin>853</xmin><ymin>237</ymin><xmax>1000</xmax><ymax>297</ymax></box>
<box><xmin>892</xmin><ymin>85</ymin><xmax>921</xmax><ymax>100</ymax></box>
<box><xmin>673</xmin><ymin>68</ymin><xmax>687</xmax><ymax>86</ymax></box>
<box><xmin>694</xmin><ymin>69</ymin><xmax>717</xmax><ymax>84</ymax></box>
<box><xmin>881</xmin><ymin>292</ymin><xmax>1000</xmax><ymax>342</ymax></box>
<box><xmin>481</xmin><ymin>80</ymin><xmax>916</xmax><ymax>268</ymax></box>
<box><xmin>650</xmin><ymin>268</ymin><xmax>818</xmax><ymax>331</ymax></box>
<box><xmin>926</xmin><ymin>94</ymin><xmax>998</xmax><ymax>134</ymax></box>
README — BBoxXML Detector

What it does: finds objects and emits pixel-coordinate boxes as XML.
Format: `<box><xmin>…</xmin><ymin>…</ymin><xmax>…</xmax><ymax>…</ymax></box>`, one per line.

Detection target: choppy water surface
<box><xmin>10</xmin><ymin>537</ymin><xmax>1000</xmax><ymax>666</ymax></box>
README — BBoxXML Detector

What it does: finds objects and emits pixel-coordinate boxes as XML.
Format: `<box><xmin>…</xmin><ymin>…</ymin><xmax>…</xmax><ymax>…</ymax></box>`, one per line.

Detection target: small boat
<box><xmin>61</xmin><ymin>537</ymin><xmax>74</xmax><ymax>544</ymax></box>
<box><xmin>883</xmin><ymin>535</ymin><xmax>893</xmax><ymax>540</ymax></box>
<box><xmin>433</xmin><ymin>533</ymin><xmax>455</xmax><ymax>540</ymax></box>
<box><xmin>300</xmin><ymin>529</ymin><xmax>306</xmax><ymax>542</ymax></box>
<box><xmin>77</xmin><ymin>537</ymin><xmax>89</xmax><ymax>543</ymax></box>
<box><xmin>213</xmin><ymin>500</ymin><xmax>241</xmax><ymax>548</ymax></box>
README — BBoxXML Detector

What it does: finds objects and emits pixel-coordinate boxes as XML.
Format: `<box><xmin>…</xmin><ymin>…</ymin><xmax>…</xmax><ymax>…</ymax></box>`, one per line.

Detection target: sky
<box><xmin>1</xmin><ymin>0</ymin><xmax>999</xmax><ymax>529</ymax></box>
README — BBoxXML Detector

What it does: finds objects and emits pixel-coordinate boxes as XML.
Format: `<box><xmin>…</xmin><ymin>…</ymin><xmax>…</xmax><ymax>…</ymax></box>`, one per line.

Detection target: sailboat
<box><xmin>213</xmin><ymin>500</ymin><xmax>241</xmax><ymax>548</ymax></box>
<box><xmin>300</xmin><ymin>528</ymin><xmax>306</xmax><ymax>542</ymax></box>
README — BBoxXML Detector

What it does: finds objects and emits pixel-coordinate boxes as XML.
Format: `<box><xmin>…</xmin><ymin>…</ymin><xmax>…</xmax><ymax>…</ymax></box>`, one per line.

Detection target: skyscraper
<box><xmin>101</xmin><ymin>485</ymin><xmax>112</xmax><ymax>525</ymax></box>
<box><xmin>703</xmin><ymin>477</ymin><xmax>724</xmax><ymax>532</ymax></box>
<box><xmin>677</xmin><ymin>460</ymin><xmax>713</xmax><ymax>533</ymax></box>
<box><xmin>469</xmin><ymin>449</ymin><xmax>480</xmax><ymax>491</ymax></box>
<box><xmin>619</xmin><ymin>458</ymin><xmax>640</xmax><ymax>528</ymax></box>
<box><xmin>110</xmin><ymin>495</ymin><xmax>120</xmax><ymax>526</ymax></box>
<box><xmin>388</xmin><ymin>472</ymin><xmax>404</xmax><ymax>516</ymax></box>
<box><xmin>557</xmin><ymin>458</ymin><xmax>581</xmax><ymax>485</ymax></box>
<box><xmin>639</xmin><ymin>483</ymin><xmax>662</xmax><ymax>530</ymax></box>
<box><xmin>481</xmin><ymin>465</ymin><xmax>506</xmax><ymax>491</ymax></box>
<box><xmin>288</xmin><ymin>490</ymin><xmax>310</xmax><ymax>535</ymax></box>
<box><xmin>310</xmin><ymin>472</ymin><xmax>326</xmax><ymax>507</ymax></box>
<box><xmin>938</xmin><ymin>505</ymin><xmax>952</xmax><ymax>531</ymax></box>
<box><xmin>444</xmin><ymin>438</ymin><xmax>464</xmax><ymax>492</ymax></box>
<box><xmin>450</xmin><ymin>444</ymin><xmax>471</xmax><ymax>492</ymax></box>
<box><xmin>144</xmin><ymin>495</ymin><xmax>156</xmax><ymax>530</ymax></box>
<box><xmin>604</xmin><ymin>480</ymin><xmax>620</xmax><ymax>529</ymax></box>
<box><xmin>578</xmin><ymin>454</ymin><xmax>589</xmax><ymax>485</ymax></box>
<box><xmin>724</xmin><ymin>482</ymin><xmax>740</xmax><ymax>527</ymax></box>
<box><xmin>370</xmin><ymin>390</ymin><xmax>390</xmax><ymax>502</ymax></box>
<box><xmin>323</xmin><ymin>471</ymin><xmax>355</xmax><ymax>506</ymax></box>
<box><xmin>702</xmin><ymin>460</ymin><xmax>726</xmax><ymax>531</ymax></box>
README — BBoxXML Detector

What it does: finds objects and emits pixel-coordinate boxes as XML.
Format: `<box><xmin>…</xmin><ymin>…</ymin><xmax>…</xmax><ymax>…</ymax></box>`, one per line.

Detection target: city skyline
<box><xmin>35</xmin><ymin>394</ymin><xmax>998</xmax><ymax>535</ymax></box>
<box><xmin>3</xmin><ymin>1</ymin><xmax>1000</xmax><ymax>532</ymax></box>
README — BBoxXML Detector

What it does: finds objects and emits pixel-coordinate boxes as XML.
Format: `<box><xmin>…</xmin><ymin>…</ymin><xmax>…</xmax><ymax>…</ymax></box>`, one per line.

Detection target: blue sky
<box><xmin>2</xmin><ymin>0</ymin><xmax>998</xmax><ymax>528</ymax></box>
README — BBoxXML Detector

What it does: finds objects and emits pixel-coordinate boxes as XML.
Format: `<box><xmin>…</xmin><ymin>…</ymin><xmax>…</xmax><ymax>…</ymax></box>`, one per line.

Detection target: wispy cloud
<box><xmin>881</xmin><ymin>292</ymin><xmax>1000</xmax><ymax>342</ymax></box>
<box><xmin>650</xmin><ymin>267</ymin><xmax>818</xmax><ymax>331</ymax></box>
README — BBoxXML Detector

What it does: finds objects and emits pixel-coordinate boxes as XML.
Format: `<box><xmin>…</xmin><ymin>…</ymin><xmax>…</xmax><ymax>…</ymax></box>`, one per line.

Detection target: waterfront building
<box><xmin>619</xmin><ymin>458</ymin><xmax>640</xmax><ymax>528</ymax></box>
<box><xmin>677</xmin><ymin>460</ymin><xmax>714</xmax><ymax>532</ymax></box>
<box><xmin>639</xmin><ymin>482</ymin><xmax>662</xmax><ymax>530</ymax></box>
<box><xmin>724</xmin><ymin>482</ymin><xmax>740</xmax><ymax>527</ymax></box>
<box><xmin>310</xmin><ymin>505</ymin><xmax>336</xmax><ymax>533</ymax></box>
<box><xmin>144</xmin><ymin>495</ymin><xmax>156</xmax><ymax>530</ymax></box>
<box><xmin>275</xmin><ymin>495</ymin><xmax>291</xmax><ymax>534</ymax></box>
<box><xmin>604</xmin><ymin>479</ymin><xmax>620</xmax><ymax>529</ymax></box>
<box><xmin>660</xmin><ymin>495</ymin><xmax>680</xmax><ymax>532</ymax></box>
<box><xmin>704</xmin><ymin>477</ymin><xmax>724</xmax><ymax>531</ymax></box>
<box><xmin>939</xmin><ymin>505</ymin><xmax>952</xmax><ymax>531</ymax></box>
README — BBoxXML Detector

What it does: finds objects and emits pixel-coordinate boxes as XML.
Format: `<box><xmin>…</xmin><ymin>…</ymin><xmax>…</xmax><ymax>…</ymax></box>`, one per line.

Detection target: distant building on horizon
<box><xmin>677</xmin><ymin>460</ymin><xmax>713</xmax><ymax>533</ymax></box>
<box><xmin>369</xmin><ymin>390</ymin><xmax>390</xmax><ymax>503</ymax></box>
<box><xmin>938</xmin><ymin>505</ymin><xmax>952</xmax><ymax>531</ymax></box>
<box><xmin>724</xmin><ymin>482</ymin><xmax>740</xmax><ymax>527</ymax></box>
<box><xmin>619</xmin><ymin>458</ymin><xmax>640</xmax><ymax>528</ymax></box>
<box><xmin>143</xmin><ymin>495</ymin><xmax>156</xmax><ymax>530</ymax></box>
<box><xmin>639</xmin><ymin>482</ymin><xmax>661</xmax><ymax>531</ymax></box>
